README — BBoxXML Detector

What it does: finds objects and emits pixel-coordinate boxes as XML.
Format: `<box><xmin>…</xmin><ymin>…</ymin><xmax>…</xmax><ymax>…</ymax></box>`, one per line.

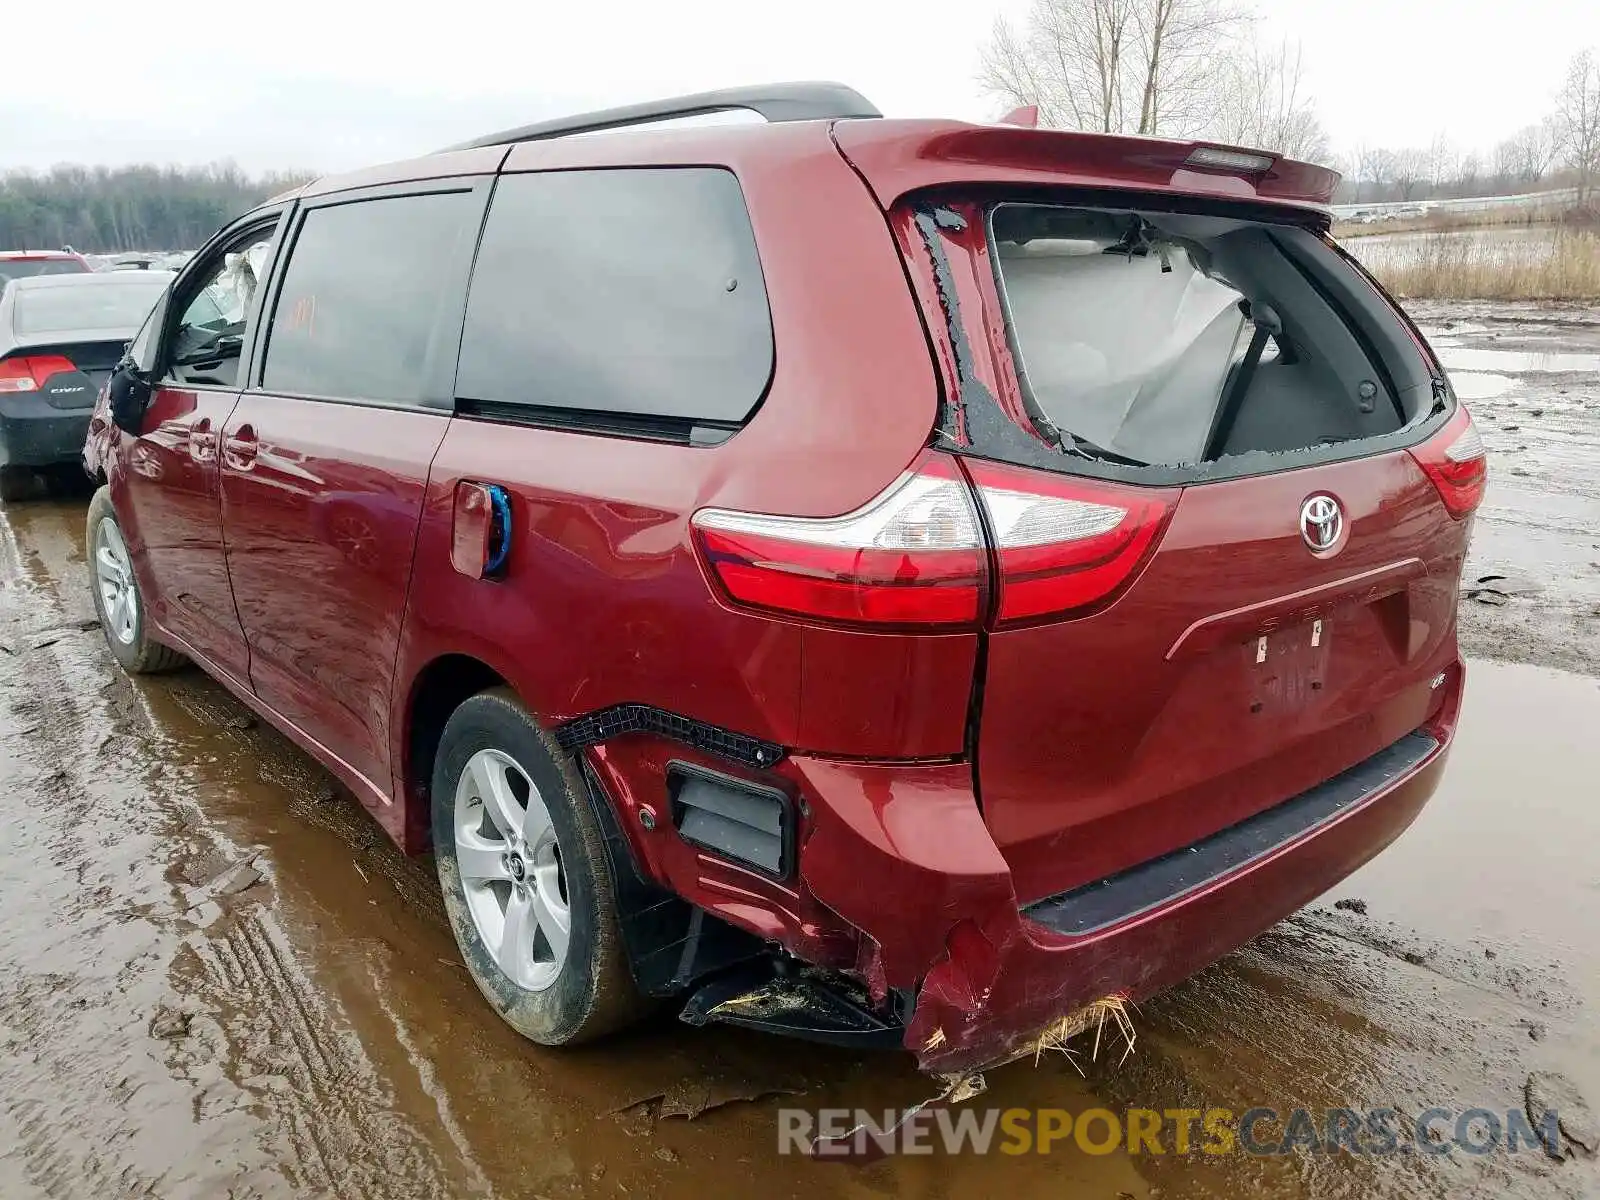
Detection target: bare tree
<box><xmin>978</xmin><ymin>0</ymin><xmax>1247</xmax><ymax>139</ymax></box>
<box><xmin>1209</xmin><ymin>38</ymin><xmax>1329</xmax><ymax>159</ymax></box>
<box><xmin>1505</xmin><ymin>122</ymin><xmax>1557</xmax><ymax>186</ymax></box>
<box><xmin>1392</xmin><ymin>148</ymin><xmax>1429</xmax><ymax>201</ymax></box>
<box><xmin>1456</xmin><ymin>152</ymin><xmax>1482</xmax><ymax>197</ymax></box>
<box><xmin>1426</xmin><ymin>133</ymin><xmax>1459</xmax><ymax>194</ymax></box>
<box><xmin>1132</xmin><ymin>0</ymin><xmax>1245</xmax><ymax>136</ymax></box>
<box><xmin>979</xmin><ymin>0</ymin><xmax>1137</xmax><ymax>133</ymax></box>
<box><xmin>1490</xmin><ymin>137</ymin><xmax>1519</xmax><ymax>189</ymax></box>
<box><xmin>1553</xmin><ymin>48</ymin><xmax>1600</xmax><ymax>205</ymax></box>
<box><xmin>1357</xmin><ymin>146</ymin><xmax>1398</xmax><ymax>200</ymax></box>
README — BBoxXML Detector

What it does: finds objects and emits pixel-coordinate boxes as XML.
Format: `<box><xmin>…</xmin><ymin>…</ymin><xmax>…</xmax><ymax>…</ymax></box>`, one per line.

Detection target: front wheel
<box><xmin>86</xmin><ymin>486</ymin><xmax>186</xmax><ymax>674</ymax></box>
<box><xmin>432</xmin><ymin>687</ymin><xmax>651</xmax><ymax>1044</ymax></box>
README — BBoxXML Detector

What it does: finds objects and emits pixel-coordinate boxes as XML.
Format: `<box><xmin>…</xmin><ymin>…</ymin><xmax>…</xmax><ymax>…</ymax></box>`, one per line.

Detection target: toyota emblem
<box><xmin>1300</xmin><ymin>494</ymin><xmax>1344</xmax><ymax>553</ymax></box>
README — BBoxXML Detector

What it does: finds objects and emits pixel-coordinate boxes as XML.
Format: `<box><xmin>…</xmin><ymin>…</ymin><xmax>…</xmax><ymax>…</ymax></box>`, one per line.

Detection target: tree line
<box><xmin>980</xmin><ymin>2</ymin><xmax>1600</xmax><ymax>208</ymax></box>
<box><xmin>0</xmin><ymin>163</ymin><xmax>311</xmax><ymax>254</ymax></box>
<box><xmin>1340</xmin><ymin>51</ymin><xmax>1600</xmax><ymax>206</ymax></box>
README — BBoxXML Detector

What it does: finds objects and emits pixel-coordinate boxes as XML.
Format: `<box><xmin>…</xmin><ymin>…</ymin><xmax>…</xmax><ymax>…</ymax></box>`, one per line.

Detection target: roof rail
<box><xmin>439</xmin><ymin>82</ymin><xmax>880</xmax><ymax>152</ymax></box>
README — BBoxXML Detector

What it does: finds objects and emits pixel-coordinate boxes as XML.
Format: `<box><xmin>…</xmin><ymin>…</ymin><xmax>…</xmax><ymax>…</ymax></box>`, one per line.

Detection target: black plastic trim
<box><xmin>679</xmin><ymin>959</ymin><xmax>905</xmax><ymax>1049</ymax></box>
<box><xmin>553</xmin><ymin>703</ymin><xmax>785</xmax><ymax>770</ymax></box>
<box><xmin>455</xmin><ymin>399</ymin><xmax>737</xmax><ymax>446</ymax></box>
<box><xmin>1025</xmin><ymin>730</ymin><xmax>1439</xmax><ymax>937</ymax></box>
<box><xmin>666</xmin><ymin>759</ymin><xmax>795</xmax><ymax>881</ymax></box>
<box><xmin>578</xmin><ymin>762</ymin><xmax>765</xmax><ymax>997</ymax></box>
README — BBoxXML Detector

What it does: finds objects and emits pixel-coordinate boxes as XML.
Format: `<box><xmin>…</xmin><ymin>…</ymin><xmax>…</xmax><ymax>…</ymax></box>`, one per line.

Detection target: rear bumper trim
<box><xmin>1024</xmin><ymin>729</ymin><xmax>1439</xmax><ymax>937</ymax></box>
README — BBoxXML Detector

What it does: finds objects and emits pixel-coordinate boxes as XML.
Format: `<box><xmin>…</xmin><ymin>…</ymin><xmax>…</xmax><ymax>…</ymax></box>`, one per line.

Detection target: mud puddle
<box><xmin>2</xmin><ymin>449</ymin><xmax>1599</xmax><ymax>1197</ymax></box>
<box><xmin>1409</xmin><ymin>300</ymin><xmax>1600</xmax><ymax>679</ymax></box>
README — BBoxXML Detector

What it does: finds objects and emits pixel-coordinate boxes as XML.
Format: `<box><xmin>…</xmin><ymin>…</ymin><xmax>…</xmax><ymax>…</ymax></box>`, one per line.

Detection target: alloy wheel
<box><xmin>452</xmin><ymin>748</ymin><xmax>571</xmax><ymax>991</ymax></box>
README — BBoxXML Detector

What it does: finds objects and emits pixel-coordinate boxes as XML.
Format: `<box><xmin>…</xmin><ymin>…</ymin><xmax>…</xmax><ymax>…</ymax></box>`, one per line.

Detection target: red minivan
<box><xmin>82</xmin><ymin>84</ymin><xmax>1482</xmax><ymax>1074</ymax></box>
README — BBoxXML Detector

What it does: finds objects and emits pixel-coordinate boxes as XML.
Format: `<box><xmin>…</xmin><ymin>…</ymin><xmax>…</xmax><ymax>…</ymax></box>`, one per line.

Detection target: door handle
<box><xmin>222</xmin><ymin>423</ymin><xmax>259</xmax><ymax>471</ymax></box>
<box><xmin>188</xmin><ymin>417</ymin><xmax>216</xmax><ymax>461</ymax></box>
<box><xmin>450</xmin><ymin>481</ymin><xmax>513</xmax><ymax>579</ymax></box>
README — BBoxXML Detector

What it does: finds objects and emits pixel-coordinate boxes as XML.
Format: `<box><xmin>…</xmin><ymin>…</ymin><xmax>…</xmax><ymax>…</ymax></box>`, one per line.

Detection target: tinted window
<box><xmin>0</xmin><ymin>258</ymin><xmax>88</xmax><ymax>284</ymax></box>
<box><xmin>263</xmin><ymin>191</ymin><xmax>478</xmax><ymax>404</ymax></box>
<box><xmin>13</xmin><ymin>278</ymin><xmax>170</xmax><ymax>334</ymax></box>
<box><xmin>456</xmin><ymin>168</ymin><xmax>772</xmax><ymax>425</ymax></box>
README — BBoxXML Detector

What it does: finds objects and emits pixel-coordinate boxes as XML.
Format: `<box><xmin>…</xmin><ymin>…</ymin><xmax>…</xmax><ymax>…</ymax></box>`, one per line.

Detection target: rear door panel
<box><xmin>978</xmin><ymin>451</ymin><xmax>1468</xmax><ymax>906</ymax></box>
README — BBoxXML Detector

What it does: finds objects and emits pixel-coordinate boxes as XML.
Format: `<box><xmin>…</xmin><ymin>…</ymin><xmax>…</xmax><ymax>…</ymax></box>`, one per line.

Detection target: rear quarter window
<box><xmin>455</xmin><ymin>167</ymin><xmax>773</xmax><ymax>429</ymax></box>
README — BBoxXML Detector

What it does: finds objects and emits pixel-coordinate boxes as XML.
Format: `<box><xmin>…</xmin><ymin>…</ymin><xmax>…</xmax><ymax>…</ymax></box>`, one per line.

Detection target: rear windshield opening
<box><xmin>989</xmin><ymin>203</ymin><xmax>1432</xmax><ymax>468</ymax></box>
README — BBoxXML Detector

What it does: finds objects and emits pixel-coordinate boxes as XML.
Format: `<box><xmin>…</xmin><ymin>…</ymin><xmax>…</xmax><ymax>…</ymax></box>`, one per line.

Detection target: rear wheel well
<box><xmin>405</xmin><ymin>654</ymin><xmax>507</xmax><ymax>826</ymax></box>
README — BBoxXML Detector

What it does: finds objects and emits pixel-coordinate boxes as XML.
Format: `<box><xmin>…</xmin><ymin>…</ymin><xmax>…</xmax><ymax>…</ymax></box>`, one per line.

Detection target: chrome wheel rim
<box><xmin>453</xmin><ymin>748</ymin><xmax>570</xmax><ymax>992</ymax></box>
<box><xmin>94</xmin><ymin>517</ymin><xmax>138</xmax><ymax>646</ymax></box>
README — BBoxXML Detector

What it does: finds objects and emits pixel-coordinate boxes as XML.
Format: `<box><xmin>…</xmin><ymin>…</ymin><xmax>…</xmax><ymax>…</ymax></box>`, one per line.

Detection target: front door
<box><xmin>117</xmin><ymin>217</ymin><xmax>283</xmax><ymax>684</ymax></box>
<box><xmin>218</xmin><ymin>182</ymin><xmax>485</xmax><ymax>795</ymax></box>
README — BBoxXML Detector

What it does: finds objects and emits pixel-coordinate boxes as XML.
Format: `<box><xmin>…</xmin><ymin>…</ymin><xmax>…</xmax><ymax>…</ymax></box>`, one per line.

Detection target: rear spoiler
<box><xmin>831</xmin><ymin>120</ymin><xmax>1340</xmax><ymax>212</ymax></box>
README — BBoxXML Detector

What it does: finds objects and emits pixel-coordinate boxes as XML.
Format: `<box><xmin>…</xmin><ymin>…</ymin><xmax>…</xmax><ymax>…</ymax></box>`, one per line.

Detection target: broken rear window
<box><xmin>989</xmin><ymin>204</ymin><xmax>1406</xmax><ymax>466</ymax></box>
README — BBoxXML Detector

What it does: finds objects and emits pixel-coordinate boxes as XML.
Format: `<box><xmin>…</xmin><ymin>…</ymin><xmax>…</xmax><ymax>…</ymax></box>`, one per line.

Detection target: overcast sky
<box><xmin>5</xmin><ymin>0</ymin><xmax>1597</xmax><ymax>174</ymax></box>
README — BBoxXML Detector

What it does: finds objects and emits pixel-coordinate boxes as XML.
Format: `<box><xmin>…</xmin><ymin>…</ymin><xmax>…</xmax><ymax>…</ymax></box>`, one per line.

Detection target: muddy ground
<box><xmin>1</xmin><ymin>302</ymin><xmax>1598</xmax><ymax>1199</ymax></box>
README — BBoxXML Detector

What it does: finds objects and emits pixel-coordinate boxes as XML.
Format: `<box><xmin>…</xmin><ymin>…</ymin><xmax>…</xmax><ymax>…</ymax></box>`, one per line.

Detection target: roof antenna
<box><xmin>998</xmin><ymin>105</ymin><xmax>1039</xmax><ymax>128</ymax></box>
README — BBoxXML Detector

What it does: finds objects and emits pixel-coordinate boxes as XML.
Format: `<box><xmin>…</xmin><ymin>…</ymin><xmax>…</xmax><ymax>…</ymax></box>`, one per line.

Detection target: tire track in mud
<box><xmin>0</xmin><ymin>503</ymin><xmax>477</xmax><ymax>1199</ymax></box>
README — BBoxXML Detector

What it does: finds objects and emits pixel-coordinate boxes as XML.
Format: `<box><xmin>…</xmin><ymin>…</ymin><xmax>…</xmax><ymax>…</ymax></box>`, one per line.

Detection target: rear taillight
<box><xmin>1409</xmin><ymin>406</ymin><xmax>1487</xmax><ymax>520</ymax></box>
<box><xmin>0</xmin><ymin>354</ymin><xmax>77</xmax><ymax>393</ymax></box>
<box><xmin>691</xmin><ymin>451</ymin><xmax>987</xmax><ymax>629</ymax></box>
<box><xmin>963</xmin><ymin>461</ymin><xmax>1178</xmax><ymax>625</ymax></box>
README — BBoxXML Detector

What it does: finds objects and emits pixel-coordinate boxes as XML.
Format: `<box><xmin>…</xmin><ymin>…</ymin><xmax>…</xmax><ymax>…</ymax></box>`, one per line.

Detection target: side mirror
<box><xmin>108</xmin><ymin>363</ymin><xmax>153</xmax><ymax>435</ymax></box>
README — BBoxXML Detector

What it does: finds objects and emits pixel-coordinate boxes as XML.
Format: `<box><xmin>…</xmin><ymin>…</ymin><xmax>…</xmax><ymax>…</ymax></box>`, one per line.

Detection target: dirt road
<box><xmin>1</xmin><ymin>303</ymin><xmax>1598</xmax><ymax>1198</ymax></box>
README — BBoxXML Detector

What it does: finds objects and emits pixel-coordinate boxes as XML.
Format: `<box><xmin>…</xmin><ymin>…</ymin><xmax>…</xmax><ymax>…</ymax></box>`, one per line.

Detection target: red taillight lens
<box><xmin>963</xmin><ymin>461</ymin><xmax>1178</xmax><ymax>624</ymax></box>
<box><xmin>1409</xmin><ymin>406</ymin><xmax>1486</xmax><ymax>520</ymax></box>
<box><xmin>0</xmin><ymin>354</ymin><xmax>77</xmax><ymax>393</ymax></box>
<box><xmin>691</xmin><ymin>452</ymin><xmax>987</xmax><ymax>629</ymax></box>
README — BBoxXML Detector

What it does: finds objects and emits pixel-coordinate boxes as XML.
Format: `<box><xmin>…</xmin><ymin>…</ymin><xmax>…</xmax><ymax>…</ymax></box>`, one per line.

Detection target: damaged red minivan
<box><xmin>83</xmin><ymin>83</ymin><xmax>1481</xmax><ymax>1074</ymax></box>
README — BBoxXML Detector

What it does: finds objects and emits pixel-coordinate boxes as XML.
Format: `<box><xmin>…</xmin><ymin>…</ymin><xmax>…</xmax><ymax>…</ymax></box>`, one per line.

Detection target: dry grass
<box><xmin>1030</xmin><ymin>994</ymin><xmax>1138</xmax><ymax>1070</ymax></box>
<box><xmin>1365</xmin><ymin>229</ymin><xmax>1600</xmax><ymax>300</ymax></box>
<box><xmin>1333</xmin><ymin>203</ymin><xmax>1573</xmax><ymax>241</ymax></box>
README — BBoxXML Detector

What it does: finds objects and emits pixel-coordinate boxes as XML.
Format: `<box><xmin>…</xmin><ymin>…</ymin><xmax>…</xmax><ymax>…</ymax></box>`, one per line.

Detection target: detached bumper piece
<box><xmin>680</xmin><ymin>959</ymin><xmax>906</xmax><ymax>1050</ymax></box>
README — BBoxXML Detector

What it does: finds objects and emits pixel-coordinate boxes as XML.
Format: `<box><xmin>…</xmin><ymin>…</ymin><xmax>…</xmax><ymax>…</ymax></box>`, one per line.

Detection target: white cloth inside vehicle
<box><xmin>997</xmin><ymin>241</ymin><xmax>1248</xmax><ymax>465</ymax></box>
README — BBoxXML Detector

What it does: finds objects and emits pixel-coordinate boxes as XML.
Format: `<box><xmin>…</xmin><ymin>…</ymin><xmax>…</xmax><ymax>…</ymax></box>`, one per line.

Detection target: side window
<box><xmin>165</xmin><ymin>224</ymin><xmax>279</xmax><ymax>387</ymax></box>
<box><xmin>456</xmin><ymin>168</ymin><xmax>773</xmax><ymax>428</ymax></box>
<box><xmin>261</xmin><ymin>191</ymin><xmax>478</xmax><ymax>405</ymax></box>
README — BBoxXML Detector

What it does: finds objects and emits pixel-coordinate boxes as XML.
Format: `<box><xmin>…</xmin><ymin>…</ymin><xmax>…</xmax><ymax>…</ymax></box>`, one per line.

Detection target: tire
<box><xmin>432</xmin><ymin>687</ymin><xmax>651</xmax><ymax>1045</ymax></box>
<box><xmin>86</xmin><ymin>486</ymin><xmax>186</xmax><ymax>674</ymax></box>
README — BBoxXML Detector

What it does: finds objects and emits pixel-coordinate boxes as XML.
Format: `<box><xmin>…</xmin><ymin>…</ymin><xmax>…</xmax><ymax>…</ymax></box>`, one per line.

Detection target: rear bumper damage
<box><xmin>785</xmin><ymin>664</ymin><xmax>1462</xmax><ymax>1075</ymax></box>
